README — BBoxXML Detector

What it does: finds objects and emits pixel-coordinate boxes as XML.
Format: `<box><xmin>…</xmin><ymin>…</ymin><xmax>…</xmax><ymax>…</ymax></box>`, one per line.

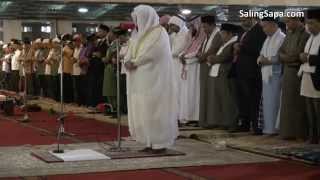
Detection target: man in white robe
<box><xmin>125</xmin><ymin>5</ymin><xmax>178</xmax><ymax>154</ymax></box>
<box><xmin>299</xmin><ymin>9</ymin><xmax>320</xmax><ymax>144</ymax></box>
<box><xmin>168</xmin><ymin>16</ymin><xmax>190</xmax><ymax>124</ymax></box>
<box><xmin>258</xmin><ymin>17</ymin><xmax>286</xmax><ymax>135</ymax></box>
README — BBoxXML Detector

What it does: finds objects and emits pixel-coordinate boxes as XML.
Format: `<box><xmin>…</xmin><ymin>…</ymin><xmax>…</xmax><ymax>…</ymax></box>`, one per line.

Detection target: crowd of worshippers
<box><xmin>162</xmin><ymin>9</ymin><xmax>320</xmax><ymax>144</ymax></box>
<box><xmin>0</xmin><ymin>24</ymin><xmax>130</xmax><ymax>116</ymax></box>
<box><xmin>0</xmin><ymin>8</ymin><xmax>320</xmax><ymax>144</ymax></box>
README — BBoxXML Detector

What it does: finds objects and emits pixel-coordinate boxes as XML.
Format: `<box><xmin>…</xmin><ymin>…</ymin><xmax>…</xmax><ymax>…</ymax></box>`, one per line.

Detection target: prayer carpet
<box><xmin>0</xmin><ymin>110</ymin><xmax>129</xmax><ymax>146</ymax></box>
<box><xmin>3</xmin><ymin>161</ymin><xmax>319</xmax><ymax>180</ymax></box>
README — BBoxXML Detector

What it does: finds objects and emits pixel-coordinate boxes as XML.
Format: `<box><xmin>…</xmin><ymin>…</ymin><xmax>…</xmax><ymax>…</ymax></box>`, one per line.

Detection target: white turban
<box><xmin>43</xmin><ymin>39</ymin><xmax>50</xmax><ymax>43</ymax></box>
<box><xmin>169</xmin><ymin>16</ymin><xmax>185</xmax><ymax>29</ymax></box>
<box><xmin>131</xmin><ymin>5</ymin><xmax>159</xmax><ymax>39</ymax></box>
<box><xmin>52</xmin><ymin>38</ymin><xmax>61</xmax><ymax>43</ymax></box>
<box><xmin>35</xmin><ymin>38</ymin><xmax>42</xmax><ymax>43</ymax></box>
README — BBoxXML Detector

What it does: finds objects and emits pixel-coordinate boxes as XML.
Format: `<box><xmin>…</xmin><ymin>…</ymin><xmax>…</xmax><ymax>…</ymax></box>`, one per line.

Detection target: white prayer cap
<box><xmin>73</xmin><ymin>34</ymin><xmax>81</xmax><ymax>40</ymax></box>
<box><xmin>35</xmin><ymin>38</ymin><xmax>42</xmax><ymax>43</ymax></box>
<box><xmin>168</xmin><ymin>16</ymin><xmax>186</xmax><ymax>29</ymax></box>
<box><xmin>43</xmin><ymin>39</ymin><xmax>50</xmax><ymax>43</ymax></box>
<box><xmin>52</xmin><ymin>37</ymin><xmax>61</xmax><ymax>43</ymax></box>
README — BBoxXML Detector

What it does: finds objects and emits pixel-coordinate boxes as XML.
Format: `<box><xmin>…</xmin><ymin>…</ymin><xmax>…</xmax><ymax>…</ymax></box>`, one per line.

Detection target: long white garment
<box><xmin>179</xmin><ymin>58</ymin><xmax>200</xmax><ymax>122</ymax></box>
<box><xmin>168</xmin><ymin>16</ymin><xmax>191</xmax><ymax>121</ymax></box>
<box><xmin>299</xmin><ymin>33</ymin><xmax>320</xmax><ymax>98</ymax></box>
<box><xmin>126</xmin><ymin>5</ymin><xmax>178</xmax><ymax>149</ymax></box>
<box><xmin>178</xmin><ymin>27</ymin><xmax>220</xmax><ymax>122</ymax></box>
<box><xmin>72</xmin><ymin>46</ymin><xmax>82</xmax><ymax>76</ymax></box>
<box><xmin>11</xmin><ymin>49</ymin><xmax>21</xmax><ymax>71</ymax></box>
<box><xmin>259</xmin><ymin>29</ymin><xmax>286</xmax><ymax>134</ymax></box>
<box><xmin>120</xmin><ymin>44</ymin><xmax>129</xmax><ymax>75</ymax></box>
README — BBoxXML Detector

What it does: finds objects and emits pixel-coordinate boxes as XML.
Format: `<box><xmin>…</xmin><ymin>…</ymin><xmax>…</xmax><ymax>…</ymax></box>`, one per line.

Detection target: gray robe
<box><xmin>279</xmin><ymin>26</ymin><xmax>310</xmax><ymax>139</ymax></box>
<box><xmin>198</xmin><ymin>30</ymin><xmax>223</xmax><ymax>128</ymax></box>
<box><xmin>207</xmin><ymin>41</ymin><xmax>238</xmax><ymax>128</ymax></box>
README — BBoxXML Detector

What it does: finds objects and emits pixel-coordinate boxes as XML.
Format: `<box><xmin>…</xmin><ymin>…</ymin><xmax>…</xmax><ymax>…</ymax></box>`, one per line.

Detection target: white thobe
<box><xmin>259</xmin><ymin>29</ymin><xmax>286</xmax><ymax>134</ymax></box>
<box><xmin>126</xmin><ymin>26</ymin><xmax>178</xmax><ymax>149</ymax></box>
<box><xmin>179</xmin><ymin>28</ymin><xmax>220</xmax><ymax>122</ymax></box>
<box><xmin>170</xmin><ymin>31</ymin><xmax>190</xmax><ymax>121</ymax></box>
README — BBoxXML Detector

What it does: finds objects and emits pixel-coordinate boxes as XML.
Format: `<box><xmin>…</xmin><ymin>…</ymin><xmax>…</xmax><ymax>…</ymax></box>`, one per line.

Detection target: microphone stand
<box><xmin>51</xmin><ymin>42</ymin><xmax>80</xmax><ymax>154</ymax></box>
<box><xmin>21</xmin><ymin>55</ymin><xmax>30</xmax><ymax>122</ymax></box>
<box><xmin>109</xmin><ymin>39</ymin><xmax>129</xmax><ymax>152</ymax></box>
<box><xmin>53</xmin><ymin>43</ymin><xmax>65</xmax><ymax>153</ymax></box>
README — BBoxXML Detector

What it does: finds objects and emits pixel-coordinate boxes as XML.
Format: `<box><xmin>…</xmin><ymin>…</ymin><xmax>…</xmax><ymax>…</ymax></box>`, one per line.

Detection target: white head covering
<box><xmin>2</xmin><ymin>44</ymin><xmax>8</xmax><ymax>49</ymax></box>
<box><xmin>169</xmin><ymin>16</ymin><xmax>186</xmax><ymax>30</ymax></box>
<box><xmin>131</xmin><ymin>5</ymin><xmax>160</xmax><ymax>39</ymax></box>
<box><xmin>43</xmin><ymin>39</ymin><xmax>50</xmax><ymax>43</ymax></box>
<box><xmin>35</xmin><ymin>38</ymin><xmax>42</xmax><ymax>43</ymax></box>
<box><xmin>52</xmin><ymin>38</ymin><xmax>61</xmax><ymax>43</ymax></box>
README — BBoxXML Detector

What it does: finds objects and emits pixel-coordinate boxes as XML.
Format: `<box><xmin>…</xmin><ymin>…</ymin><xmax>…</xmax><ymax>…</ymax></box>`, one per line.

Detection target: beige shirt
<box><xmin>59</xmin><ymin>45</ymin><xmax>75</xmax><ymax>74</ymax></box>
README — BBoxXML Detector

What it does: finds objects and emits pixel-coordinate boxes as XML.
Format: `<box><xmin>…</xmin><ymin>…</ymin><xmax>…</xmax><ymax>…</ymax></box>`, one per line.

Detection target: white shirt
<box><xmin>72</xmin><ymin>46</ymin><xmax>82</xmax><ymax>76</ymax></box>
<box><xmin>11</xmin><ymin>49</ymin><xmax>21</xmax><ymax>71</ymax></box>
<box><xmin>2</xmin><ymin>54</ymin><xmax>11</xmax><ymax>72</ymax></box>
<box><xmin>300</xmin><ymin>33</ymin><xmax>320</xmax><ymax>98</ymax></box>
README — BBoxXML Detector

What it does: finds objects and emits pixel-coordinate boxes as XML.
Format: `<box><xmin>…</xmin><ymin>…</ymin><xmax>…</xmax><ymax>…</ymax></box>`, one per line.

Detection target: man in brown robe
<box><xmin>279</xmin><ymin>17</ymin><xmax>310</xmax><ymax>140</ymax></box>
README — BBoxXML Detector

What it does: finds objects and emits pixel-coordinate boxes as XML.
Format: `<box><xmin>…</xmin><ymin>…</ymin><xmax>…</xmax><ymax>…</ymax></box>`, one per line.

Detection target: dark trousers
<box><xmin>72</xmin><ymin>75</ymin><xmax>82</xmax><ymax>105</ymax></box>
<box><xmin>47</xmin><ymin>75</ymin><xmax>59</xmax><ymax>101</ymax></box>
<box><xmin>24</xmin><ymin>73</ymin><xmax>35</xmax><ymax>95</ymax></box>
<box><xmin>0</xmin><ymin>71</ymin><xmax>3</xmax><ymax>88</ymax></box>
<box><xmin>36</xmin><ymin>74</ymin><xmax>47</xmax><ymax>96</ymax></box>
<box><xmin>79</xmin><ymin>75</ymin><xmax>88</xmax><ymax>106</ymax></box>
<box><xmin>306</xmin><ymin>97</ymin><xmax>320</xmax><ymax>142</ymax></box>
<box><xmin>3</xmin><ymin>72</ymin><xmax>10</xmax><ymax>90</ymax></box>
<box><xmin>120</xmin><ymin>74</ymin><xmax>127</xmax><ymax>114</ymax></box>
<box><xmin>60</xmin><ymin>73</ymin><xmax>73</xmax><ymax>103</ymax></box>
<box><xmin>87</xmin><ymin>59</ymin><xmax>104</xmax><ymax>107</ymax></box>
<box><xmin>10</xmin><ymin>70</ymin><xmax>20</xmax><ymax>92</ymax></box>
<box><xmin>236</xmin><ymin>76</ymin><xmax>262</xmax><ymax>132</ymax></box>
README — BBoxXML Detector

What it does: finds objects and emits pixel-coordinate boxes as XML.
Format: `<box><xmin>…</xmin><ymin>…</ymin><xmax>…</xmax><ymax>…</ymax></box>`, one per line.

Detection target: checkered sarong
<box><xmin>257</xmin><ymin>95</ymin><xmax>264</xmax><ymax>130</ymax></box>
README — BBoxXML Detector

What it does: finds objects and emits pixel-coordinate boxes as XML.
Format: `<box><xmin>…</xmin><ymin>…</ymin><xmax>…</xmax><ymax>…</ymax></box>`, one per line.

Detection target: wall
<box><xmin>3</xmin><ymin>20</ymin><xmax>22</xmax><ymax>43</ymax></box>
<box><xmin>2</xmin><ymin>19</ymin><xmax>122</xmax><ymax>42</ymax></box>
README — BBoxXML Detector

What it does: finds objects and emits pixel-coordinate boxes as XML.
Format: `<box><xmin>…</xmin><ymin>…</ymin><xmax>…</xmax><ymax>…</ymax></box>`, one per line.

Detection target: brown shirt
<box><xmin>21</xmin><ymin>47</ymin><xmax>36</xmax><ymax>74</ymax></box>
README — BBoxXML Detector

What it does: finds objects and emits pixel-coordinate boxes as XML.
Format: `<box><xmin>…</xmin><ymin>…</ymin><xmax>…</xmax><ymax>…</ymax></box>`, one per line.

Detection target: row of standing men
<box><xmin>163</xmin><ymin>10</ymin><xmax>320</xmax><ymax>144</ymax></box>
<box><xmin>0</xmin><ymin>26</ymin><xmax>130</xmax><ymax>115</ymax></box>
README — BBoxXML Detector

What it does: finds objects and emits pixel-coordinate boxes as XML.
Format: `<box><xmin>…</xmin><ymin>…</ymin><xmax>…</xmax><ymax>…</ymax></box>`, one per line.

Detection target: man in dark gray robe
<box><xmin>279</xmin><ymin>17</ymin><xmax>310</xmax><ymax>140</ymax></box>
<box><xmin>206</xmin><ymin>23</ymin><xmax>239</xmax><ymax>129</ymax></box>
<box><xmin>198</xmin><ymin>15</ymin><xmax>223</xmax><ymax>128</ymax></box>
